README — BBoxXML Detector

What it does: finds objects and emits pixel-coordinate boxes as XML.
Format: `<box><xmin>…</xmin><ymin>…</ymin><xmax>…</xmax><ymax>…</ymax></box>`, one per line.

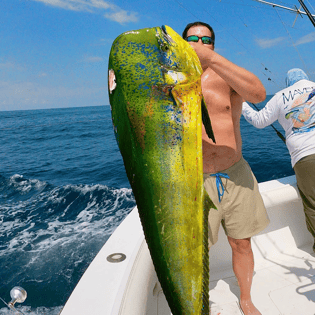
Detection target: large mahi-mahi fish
<box><xmin>108</xmin><ymin>25</ymin><xmax>215</xmax><ymax>314</ymax></box>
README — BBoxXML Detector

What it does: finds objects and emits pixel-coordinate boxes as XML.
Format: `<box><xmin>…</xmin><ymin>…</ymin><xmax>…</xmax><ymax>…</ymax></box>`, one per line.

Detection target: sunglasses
<box><xmin>186</xmin><ymin>35</ymin><xmax>214</xmax><ymax>45</ymax></box>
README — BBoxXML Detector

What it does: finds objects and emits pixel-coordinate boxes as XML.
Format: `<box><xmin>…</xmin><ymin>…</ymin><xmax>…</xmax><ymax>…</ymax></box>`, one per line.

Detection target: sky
<box><xmin>1</xmin><ymin>0</ymin><xmax>315</xmax><ymax>111</ymax></box>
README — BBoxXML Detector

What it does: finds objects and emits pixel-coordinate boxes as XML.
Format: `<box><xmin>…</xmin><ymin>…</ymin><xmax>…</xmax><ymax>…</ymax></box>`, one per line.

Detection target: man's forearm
<box><xmin>206</xmin><ymin>50</ymin><xmax>266</xmax><ymax>103</ymax></box>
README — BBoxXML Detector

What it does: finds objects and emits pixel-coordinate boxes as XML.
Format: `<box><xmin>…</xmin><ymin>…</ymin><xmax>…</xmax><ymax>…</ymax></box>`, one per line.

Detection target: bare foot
<box><xmin>239</xmin><ymin>299</ymin><xmax>261</xmax><ymax>315</ymax></box>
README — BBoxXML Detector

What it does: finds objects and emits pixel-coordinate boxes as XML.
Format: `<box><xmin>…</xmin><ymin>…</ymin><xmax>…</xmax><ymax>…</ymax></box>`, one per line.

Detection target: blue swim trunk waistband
<box><xmin>210</xmin><ymin>172</ymin><xmax>230</xmax><ymax>202</ymax></box>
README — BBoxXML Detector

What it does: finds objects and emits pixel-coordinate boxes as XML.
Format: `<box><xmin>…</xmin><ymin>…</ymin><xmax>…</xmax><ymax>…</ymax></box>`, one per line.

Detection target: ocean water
<box><xmin>0</xmin><ymin>99</ymin><xmax>293</xmax><ymax>314</ymax></box>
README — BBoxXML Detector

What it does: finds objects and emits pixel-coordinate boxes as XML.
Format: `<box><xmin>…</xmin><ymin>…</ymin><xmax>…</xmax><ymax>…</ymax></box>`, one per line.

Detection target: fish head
<box><xmin>156</xmin><ymin>25</ymin><xmax>203</xmax><ymax>87</ymax></box>
<box><xmin>108</xmin><ymin>25</ymin><xmax>202</xmax><ymax>97</ymax></box>
<box><xmin>108</xmin><ymin>25</ymin><xmax>205</xmax><ymax>151</ymax></box>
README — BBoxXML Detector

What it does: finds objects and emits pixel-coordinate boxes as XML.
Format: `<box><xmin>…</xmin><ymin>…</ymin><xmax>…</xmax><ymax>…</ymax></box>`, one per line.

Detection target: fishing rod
<box><xmin>298</xmin><ymin>0</ymin><xmax>315</xmax><ymax>27</ymax></box>
<box><xmin>252</xmin><ymin>0</ymin><xmax>315</xmax><ymax>17</ymax></box>
<box><xmin>252</xmin><ymin>0</ymin><xmax>315</xmax><ymax>27</ymax></box>
<box><xmin>249</xmin><ymin>102</ymin><xmax>286</xmax><ymax>143</ymax></box>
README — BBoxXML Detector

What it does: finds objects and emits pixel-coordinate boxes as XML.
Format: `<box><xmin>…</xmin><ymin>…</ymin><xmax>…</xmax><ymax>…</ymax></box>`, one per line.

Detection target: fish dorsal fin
<box><xmin>201</xmin><ymin>98</ymin><xmax>216</xmax><ymax>143</ymax></box>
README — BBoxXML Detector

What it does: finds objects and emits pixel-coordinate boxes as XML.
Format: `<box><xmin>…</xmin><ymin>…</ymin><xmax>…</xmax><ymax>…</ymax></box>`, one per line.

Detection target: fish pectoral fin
<box><xmin>169</xmin><ymin>88</ymin><xmax>178</xmax><ymax>107</ymax></box>
<box><xmin>204</xmin><ymin>192</ymin><xmax>217</xmax><ymax>211</ymax></box>
<box><xmin>202</xmin><ymin>98</ymin><xmax>216</xmax><ymax>143</ymax></box>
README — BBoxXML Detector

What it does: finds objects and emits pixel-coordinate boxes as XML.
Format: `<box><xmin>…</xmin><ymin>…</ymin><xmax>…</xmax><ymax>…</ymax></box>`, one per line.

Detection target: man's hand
<box><xmin>188</xmin><ymin>42</ymin><xmax>212</xmax><ymax>70</ymax></box>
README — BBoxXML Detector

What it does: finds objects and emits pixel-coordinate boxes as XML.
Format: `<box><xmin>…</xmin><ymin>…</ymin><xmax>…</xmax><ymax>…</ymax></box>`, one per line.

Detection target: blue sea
<box><xmin>0</xmin><ymin>98</ymin><xmax>293</xmax><ymax>314</ymax></box>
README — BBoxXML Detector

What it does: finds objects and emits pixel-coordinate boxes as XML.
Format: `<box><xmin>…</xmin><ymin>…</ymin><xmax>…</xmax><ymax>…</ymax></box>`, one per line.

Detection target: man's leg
<box><xmin>228</xmin><ymin>236</ymin><xmax>261</xmax><ymax>315</ymax></box>
<box><xmin>294</xmin><ymin>155</ymin><xmax>315</xmax><ymax>250</ymax></box>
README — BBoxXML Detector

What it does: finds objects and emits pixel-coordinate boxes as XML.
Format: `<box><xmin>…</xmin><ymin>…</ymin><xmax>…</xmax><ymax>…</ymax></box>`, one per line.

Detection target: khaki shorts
<box><xmin>204</xmin><ymin>157</ymin><xmax>269</xmax><ymax>247</ymax></box>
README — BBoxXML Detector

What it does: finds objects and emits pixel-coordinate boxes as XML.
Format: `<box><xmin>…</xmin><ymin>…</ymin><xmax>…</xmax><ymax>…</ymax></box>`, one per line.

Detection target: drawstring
<box><xmin>210</xmin><ymin>173</ymin><xmax>230</xmax><ymax>202</ymax></box>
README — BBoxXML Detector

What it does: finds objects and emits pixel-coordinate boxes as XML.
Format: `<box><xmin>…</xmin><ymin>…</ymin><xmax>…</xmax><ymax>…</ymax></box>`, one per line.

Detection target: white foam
<box><xmin>0</xmin><ymin>182</ymin><xmax>136</xmax><ymax>291</ymax></box>
<box><xmin>8</xmin><ymin>174</ymin><xmax>47</xmax><ymax>194</ymax></box>
<box><xmin>0</xmin><ymin>306</ymin><xmax>63</xmax><ymax>315</ymax></box>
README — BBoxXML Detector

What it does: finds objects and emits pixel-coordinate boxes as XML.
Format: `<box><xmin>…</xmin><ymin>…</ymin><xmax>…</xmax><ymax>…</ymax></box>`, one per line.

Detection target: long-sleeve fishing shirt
<box><xmin>242</xmin><ymin>79</ymin><xmax>315</xmax><ymax>167</ymax></box>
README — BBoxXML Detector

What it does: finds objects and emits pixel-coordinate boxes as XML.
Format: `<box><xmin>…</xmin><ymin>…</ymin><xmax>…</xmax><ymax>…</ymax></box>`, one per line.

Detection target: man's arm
<box><xmin>191</xmin><ymin>44</ymin><xmax>266</xmax><ymax>103</ymax></box>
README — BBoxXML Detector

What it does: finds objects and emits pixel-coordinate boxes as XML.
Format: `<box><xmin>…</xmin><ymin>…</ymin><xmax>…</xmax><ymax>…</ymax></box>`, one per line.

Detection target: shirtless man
<box><xmin>182</xmin><ymin>22</ymin><xmax>270</xmax><ymax>315</ymax></box>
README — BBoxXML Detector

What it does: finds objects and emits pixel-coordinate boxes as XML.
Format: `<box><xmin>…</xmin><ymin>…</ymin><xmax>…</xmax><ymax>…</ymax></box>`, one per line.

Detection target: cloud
<box><xmin>0</xmin><ymin>62</ymin><xmax>14</xmax><ymax>69</ymax></box>
<box><xmin>295</xmin><ymin>32</ymin><xmax>315</xmax><ymax>46</ymax></box>
<box><xmin>99</xmin><ymin>38</ymin><xmax>114</xmax><ymax>45</ymax></box>
<box><xmin>0</xmin><ymin>61</ymin><xmax>25</xmax><ymax>71</ymax></box>
<box><xmin>105</xmin><ymin>10</ymin><xmax>138</xmax><ymax>24</ymax></box>
<box><xmin>33</xmin><ymin>0</ymin><xmax>115</xmax><ymax>11</ymax></box>
<box><xmin>32</xmin><ymin>0</ymin><xmax>139</xmax><ymax>24</ymax></box>
<box><xmin>0</xmin><ymin>80</ymin><xmax>107</xmax><ymax>111</ymax></box>
<box><xmin>82</xmin><ymin>56</ymin><xmax>104</xmax><ymax>62</ymax></box>
<box><xmin>255</xmin><ymin>37</ymin><xmax>286</xmax><ymax>49</ymax></box>
<box><xmin>38</xmin><ymin>72</ymin><xmax>48</xmax><ymax>77</ymax></box>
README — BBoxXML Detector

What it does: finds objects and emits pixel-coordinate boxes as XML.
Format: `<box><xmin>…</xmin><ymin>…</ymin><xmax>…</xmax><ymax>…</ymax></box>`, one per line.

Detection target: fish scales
<box><xmin>108</xmin><ymin>25</ymin><xmax>215</xmax><ymax>314</ymax></box>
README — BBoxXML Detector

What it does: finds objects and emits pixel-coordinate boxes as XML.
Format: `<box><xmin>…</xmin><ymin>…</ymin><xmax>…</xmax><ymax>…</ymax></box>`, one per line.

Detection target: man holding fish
<box><xmin>183</xmin><ymin>22</ymin><xmax>270</xmax><ymax>315</ymax></box>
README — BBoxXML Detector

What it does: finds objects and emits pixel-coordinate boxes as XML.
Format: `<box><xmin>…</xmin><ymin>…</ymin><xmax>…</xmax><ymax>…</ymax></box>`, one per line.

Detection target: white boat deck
<box><xmin>60</xmin><ymin>175</ymin><xmax>315</xmax><ymax>315</ymax></box>
<box><xmin>209</xmin><ymin>237</ymin><xmax>315</xmax><ymax>315</ymax></box>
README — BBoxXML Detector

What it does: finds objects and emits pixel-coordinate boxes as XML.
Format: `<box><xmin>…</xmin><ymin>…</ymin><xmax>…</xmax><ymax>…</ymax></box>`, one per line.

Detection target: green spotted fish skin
<box><xmin>108</xmin><ymin>25</ymin><xmax>215</xmax><ymax>315</ymax></box>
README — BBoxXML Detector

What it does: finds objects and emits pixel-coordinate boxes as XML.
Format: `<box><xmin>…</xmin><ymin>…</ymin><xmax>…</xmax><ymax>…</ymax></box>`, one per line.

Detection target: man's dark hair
<box><xmin>182</xmin><ymin>21</ymin><xmax>215</xmax><ymax>45</ymax></box>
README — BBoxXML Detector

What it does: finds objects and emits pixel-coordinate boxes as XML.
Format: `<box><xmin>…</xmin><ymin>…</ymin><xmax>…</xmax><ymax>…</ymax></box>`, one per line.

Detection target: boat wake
<box><xmin>0</xmin><ymin>174</ymin><xmax>135</xmax><ymax>311</ymax></box>
<box><xmin>0</xmin><ymin>306</ymin><xmax>63</xmax><ymax>315</ymax></box>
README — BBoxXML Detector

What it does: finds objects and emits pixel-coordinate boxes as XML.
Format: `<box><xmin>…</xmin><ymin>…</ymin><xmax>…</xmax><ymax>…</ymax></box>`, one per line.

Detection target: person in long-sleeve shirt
<box><xmin>242</xmin><ymin>68</ymin><xmax>315</xmax><ymax>251</ymax></box>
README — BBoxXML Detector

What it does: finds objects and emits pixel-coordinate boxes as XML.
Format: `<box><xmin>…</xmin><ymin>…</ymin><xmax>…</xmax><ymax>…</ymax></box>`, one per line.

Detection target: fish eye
<box><xmin>161</xmin><ymin>43</ymin><xmax>169</xmax><ymax>52</ymax></box>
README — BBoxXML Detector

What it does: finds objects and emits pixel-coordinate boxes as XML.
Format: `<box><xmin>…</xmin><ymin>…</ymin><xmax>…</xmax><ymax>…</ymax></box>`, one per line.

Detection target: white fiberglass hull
<box><xmin>60</xmin><ymin>175</ymin><xmax>315</xmax><ymax>315</ymax></box>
